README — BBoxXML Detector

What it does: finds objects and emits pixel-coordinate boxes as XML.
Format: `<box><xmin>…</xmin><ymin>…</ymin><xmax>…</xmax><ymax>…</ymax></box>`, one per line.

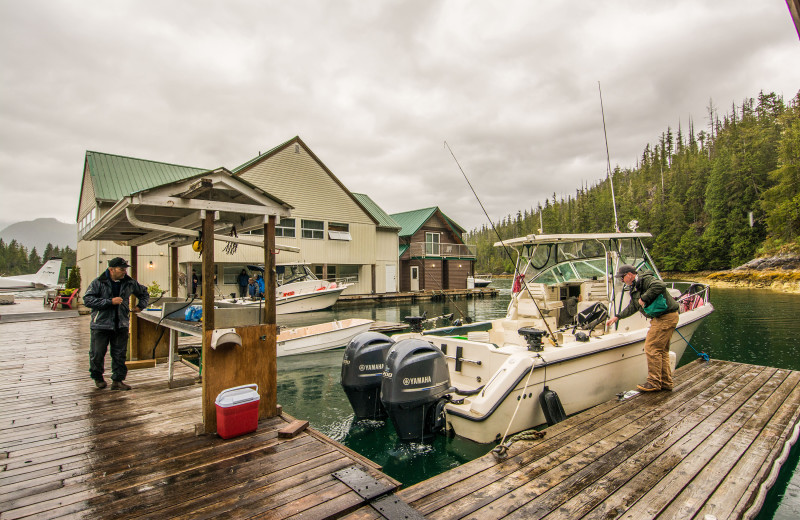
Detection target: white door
<box><xmin>410</xmin><ymin>266</ymin><xmax>419</xmax><ymax>292</ymax></box>
<box><xmin>385</xmin><ymin>264</ymin><xmax>397</xmax><ymax>293</ymax></box>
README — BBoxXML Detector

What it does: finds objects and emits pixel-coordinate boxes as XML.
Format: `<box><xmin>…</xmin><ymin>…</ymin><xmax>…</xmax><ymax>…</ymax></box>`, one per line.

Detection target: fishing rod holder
<box><xmin>518</xmin><ymin>327</ymin><xmax>546</xmax><ymax>352</ymax></box>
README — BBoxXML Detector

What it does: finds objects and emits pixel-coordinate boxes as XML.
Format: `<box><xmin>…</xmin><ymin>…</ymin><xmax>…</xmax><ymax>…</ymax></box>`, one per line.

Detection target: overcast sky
<box><xmin>1</xmin><ymin>0</ymin><xmax>798</xmax><ymax>232</ymax></box>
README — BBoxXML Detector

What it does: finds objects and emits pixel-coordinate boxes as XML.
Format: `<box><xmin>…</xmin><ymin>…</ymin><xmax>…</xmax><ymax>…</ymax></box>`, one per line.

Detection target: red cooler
<box><xmin>215</xmin><ymin>384</ymin><xmax>260</xmax><ymax>439</ymax></box>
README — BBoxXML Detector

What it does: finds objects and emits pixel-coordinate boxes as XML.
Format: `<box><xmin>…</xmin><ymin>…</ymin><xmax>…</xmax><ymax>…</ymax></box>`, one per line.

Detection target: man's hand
<box><xmin>638</xmin><ymin>298</ymin><xmax>645</xmax><ymax>307</ymax></box>
<box><xmin>606</xmin><ymin>316</ymin><xmax>619</xmax><ymax>327</ymax></box>
<box><xmin>131</xmin><ymin>307</ymin><xmax>142</xmax><ymax>313</ymax></box>
<box><xmin>111</xmin><ymin>296</ymin><xmax>123</xmax><ymax>305</ymax></box>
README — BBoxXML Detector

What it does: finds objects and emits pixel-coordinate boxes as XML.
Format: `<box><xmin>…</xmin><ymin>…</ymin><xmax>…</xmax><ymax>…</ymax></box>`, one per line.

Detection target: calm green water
<box><xmin>275</xmin><ymin>280</ymin><xmax>800</xmax><ymax>518</ymax></box>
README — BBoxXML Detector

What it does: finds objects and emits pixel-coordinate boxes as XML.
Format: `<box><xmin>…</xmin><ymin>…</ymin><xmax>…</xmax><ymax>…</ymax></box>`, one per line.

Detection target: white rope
<box><xmin>499</xmin><ymin>357</ymin><xmax>536</xmax><ymax>446</ymax></box>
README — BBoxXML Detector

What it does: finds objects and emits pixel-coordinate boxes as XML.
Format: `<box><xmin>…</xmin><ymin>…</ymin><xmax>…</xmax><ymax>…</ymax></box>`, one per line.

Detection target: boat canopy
<box><xmin>493</xmin><ymin>232</ymin><xmax>652</xmax><ymax>248</ymax></box>
<box><xmin>495</xmin><ymin>232</ymin><xmax>660</xmax><ymax>285</ymax></box>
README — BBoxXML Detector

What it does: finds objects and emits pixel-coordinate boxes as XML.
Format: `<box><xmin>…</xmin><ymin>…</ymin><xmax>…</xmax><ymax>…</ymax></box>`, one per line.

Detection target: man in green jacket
<box><xmin>606</xmin><ymin>264</ymin><xmax>680</xmax><ymax>392</ymax></box>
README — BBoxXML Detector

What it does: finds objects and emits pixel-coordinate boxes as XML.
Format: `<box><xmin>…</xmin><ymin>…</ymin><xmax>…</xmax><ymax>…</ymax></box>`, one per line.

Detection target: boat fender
<box><xmin>539</xmin><ymin>385</ymin><xmax>567</xmax><ymax>426</ymax></box>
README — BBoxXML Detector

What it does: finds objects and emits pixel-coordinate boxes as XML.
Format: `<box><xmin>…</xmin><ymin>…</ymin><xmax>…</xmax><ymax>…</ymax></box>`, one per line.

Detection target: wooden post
<box><xmin>170</xmin><ymin>246</ymin><xmax>178</xmax><ymax>298</ymax></box>
<box><xmin>263</xmin><ymin>215</ymin><xmax>278</xmax><ymax>416</ymax></box>
<box><xmin>202</xmin><ymin>211</ymin><xmax>215</xmax><ymax>331</ymax></box>
<box><xmin>129</xmin><ymin>246</ymin><xmax>139</xmax><ymax>360</ymax></box>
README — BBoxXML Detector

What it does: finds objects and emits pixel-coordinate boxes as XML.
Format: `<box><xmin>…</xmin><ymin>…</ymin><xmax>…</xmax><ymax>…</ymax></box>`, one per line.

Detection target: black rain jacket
<box><xmin>83</xmin><ymin>269</ymin><xmax>149</xmax><ymax>330</ymax></box>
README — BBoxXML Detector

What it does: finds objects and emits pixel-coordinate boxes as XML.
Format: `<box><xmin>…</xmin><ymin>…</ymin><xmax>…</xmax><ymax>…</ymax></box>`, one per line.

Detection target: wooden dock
<box><xmin>345</xmin><ymin>358</ymin><xmax>800</xmax><ymax>520</ymax></box>
<box><xmin>338</xmin><ymin>287</ymin><xmax>499</xmax><ymax>304</ymax></box>
<box><xmin>0</xmin><ymin>315</ymin><xmax>400</xmax><ymax>519</ymax></box>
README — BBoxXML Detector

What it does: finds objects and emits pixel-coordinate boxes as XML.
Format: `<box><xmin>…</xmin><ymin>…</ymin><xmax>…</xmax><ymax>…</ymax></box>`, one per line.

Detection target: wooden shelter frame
<box><xmin>82</xmin><ymin>168</ymin><xmax>294</xmax><ymax>432</ymax></box>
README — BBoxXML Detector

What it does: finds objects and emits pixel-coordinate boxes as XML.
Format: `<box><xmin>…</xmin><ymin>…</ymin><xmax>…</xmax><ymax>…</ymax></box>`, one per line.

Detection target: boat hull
<box><xmin>277</xmin><ymin>318</ymin><xmax>374</xmax><ymax>357</ymax></box>
<box><xmin>420</xmin><ymin>304</ymin><xmax>713</xmax><ymax>444</ymax></box>
<box><xmin>216</xmin><ymin>286</ymin><xmax>347</xmax><ymax>314</ymax></box>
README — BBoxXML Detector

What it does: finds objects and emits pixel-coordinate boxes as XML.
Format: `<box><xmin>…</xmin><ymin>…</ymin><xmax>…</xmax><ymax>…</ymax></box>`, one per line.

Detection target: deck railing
<box><xmin>407</xmin><ymin>242</ymin><xmax>477</xmax><ymax>258</ymax></box>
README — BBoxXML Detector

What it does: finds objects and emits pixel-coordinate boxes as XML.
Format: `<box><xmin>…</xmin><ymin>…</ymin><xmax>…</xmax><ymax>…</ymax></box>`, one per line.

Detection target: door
<box><xmin>385</xmin><ymin>264</ymin><xmax>397</xmax><ymax>293</ymax></box>
<box><xmin>410</xmin><ymin>266</ymin><xmax>419</xmax><ymax>292</ymax></box>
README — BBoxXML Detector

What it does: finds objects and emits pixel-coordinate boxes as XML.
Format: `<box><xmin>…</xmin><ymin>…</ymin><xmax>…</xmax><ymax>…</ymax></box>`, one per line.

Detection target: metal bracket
<box><xmin>332</xmin><ymin>466</ymin><xmax>395</xmax><ymax>501</ymax></box>
<box><xmin>372</xmin><ymin>495</ymin><xmax>427</xmax><ymax>520</ymax></box>
<box><xmin>332</xmin><ymin>466</ymin><xmax>425</xmax><ymax>519</ymax></box>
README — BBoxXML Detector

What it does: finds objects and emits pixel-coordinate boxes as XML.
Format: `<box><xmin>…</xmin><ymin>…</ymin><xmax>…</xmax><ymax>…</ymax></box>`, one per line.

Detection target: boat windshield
<box><xmin>521</xmin><ymin>237</ymin><xmax>657</xmax><ymax>286</ymax></box>
<box><xmin>276</xmin><ymin>264</ymin><xmax>317</xmax><ymax>285</ymax></box>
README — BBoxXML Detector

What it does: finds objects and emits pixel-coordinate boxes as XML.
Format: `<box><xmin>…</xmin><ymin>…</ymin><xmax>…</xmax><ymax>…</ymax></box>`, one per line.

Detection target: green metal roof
<box><xmin>399</xmin><ymin>244</ymin><xmax>409</xmax><ymax>257</ymax></box>
<box><xmin>351</xmin><ymin>193</ymin><xmax>401</xmax><ymax>230</ymax></box>
<box><xmin>86</xmin><ymin>151</ymin><xmax>208</xmax><ymax>202</ymax></box>
<box><xmin>389</xmin><ymin>207</ymin><xmax>465</xmax><ymax>238</ymax></box>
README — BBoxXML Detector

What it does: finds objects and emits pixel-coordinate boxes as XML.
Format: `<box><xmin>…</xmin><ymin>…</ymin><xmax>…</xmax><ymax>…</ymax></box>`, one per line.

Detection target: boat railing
<box><xmin>667</xmin><ymin>281</ymin><xmax>711</xmax><ymax>312</ymax></box>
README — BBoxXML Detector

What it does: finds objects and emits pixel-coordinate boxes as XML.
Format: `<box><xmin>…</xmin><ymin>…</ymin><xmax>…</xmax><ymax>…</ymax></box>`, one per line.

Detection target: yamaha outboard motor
<box><xmin>381</xmin><ymin>338</ymin><xmax>451</xmax><ymax>442</ymax></box>
<box><xmin>341</xmin><ymin>332</ymin><xmax>395</xmax><ymax>421</ymax></box>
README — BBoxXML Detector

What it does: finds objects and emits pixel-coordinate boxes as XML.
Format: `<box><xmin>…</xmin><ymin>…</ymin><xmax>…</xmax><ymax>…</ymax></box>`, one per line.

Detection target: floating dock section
<box><xmin>345</xmin><ymin>358</ymin><xmax>800</xmax><ymax>519</ymax></box>
<box><xmin>0</xmin><ymin>315</ymin><xmax>400</xmax><ymax>519</ymax></box>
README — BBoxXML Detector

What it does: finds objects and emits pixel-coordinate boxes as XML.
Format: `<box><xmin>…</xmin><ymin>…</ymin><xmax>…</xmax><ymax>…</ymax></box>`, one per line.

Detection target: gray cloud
<box><xmin>1</xmin><ymin>0</ymin><xmax>798</xmax><ymax>232</ymax></box>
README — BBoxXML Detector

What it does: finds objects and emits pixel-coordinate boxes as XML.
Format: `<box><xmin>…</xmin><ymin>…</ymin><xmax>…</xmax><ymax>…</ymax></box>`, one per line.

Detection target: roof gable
<box><xmin>232</xmin><ymin>136</ymin><xmax>379</xmax><ymax>226</ymax></box>
<box><xmin>389</xmin><ymin>207</ymin><xmax>465</xmax><ymax>238</ymax></box>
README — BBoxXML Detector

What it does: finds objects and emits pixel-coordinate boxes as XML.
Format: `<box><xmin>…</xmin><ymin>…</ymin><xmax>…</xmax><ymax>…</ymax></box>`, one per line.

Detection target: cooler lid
<box><xmin>215</xmin><ymin>384</ymin><xmax>260</xmax><ymax>408</ymax></box>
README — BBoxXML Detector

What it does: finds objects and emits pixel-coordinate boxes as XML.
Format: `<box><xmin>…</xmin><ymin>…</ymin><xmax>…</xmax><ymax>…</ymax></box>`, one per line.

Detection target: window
<box><xmin>276</xmin><ymin>218</ymin><xmax>296</xmax><ymax>238</ymax></box>
<box><xmin>328</xmin><ymin>222</ymin><xmax>351</xmax><ymax>241</ymax></box>
<box><xmin>425</xmin><ymin>232</ymin><xmax>440</xmax><ymax>255</ymax></box>
<box><xmin>301</xmin><ymin>220</ymin><xmax>324</xmax><ymax>239</ymax></box>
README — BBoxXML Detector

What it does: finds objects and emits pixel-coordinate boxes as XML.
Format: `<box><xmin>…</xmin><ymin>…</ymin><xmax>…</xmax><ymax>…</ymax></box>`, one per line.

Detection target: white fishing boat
<box><xmin>342</xmin><ymin>232</ymin><xmax>714</xmax><ymax>444</ymax></box>
<box><xmin>217</xmin><ymin>263</ymin><xmax>351</xmax><ymax>314</ymax></box>
<box><xmin>278</xmin><ymin>318</ymin><xmax>374</xmax><ymax>357</ymax></box>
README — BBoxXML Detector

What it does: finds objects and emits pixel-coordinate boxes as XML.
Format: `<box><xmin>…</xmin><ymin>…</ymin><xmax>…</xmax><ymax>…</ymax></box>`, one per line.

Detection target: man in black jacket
<box><xmin>83</xmin><ymin>257</ymin><xmax>149</xmax><ymax>390</ymax></box>
<box><xmin>606</xmin><ymin>265</ymin><xmax>680</xmax><ymax>392</ymax></box>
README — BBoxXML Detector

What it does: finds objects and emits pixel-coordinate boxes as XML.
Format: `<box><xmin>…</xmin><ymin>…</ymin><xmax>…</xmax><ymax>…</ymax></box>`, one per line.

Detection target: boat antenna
<box><xmin>598</xmin><ymin>81</ymin><xmax>620</xmax><ymax>233</ymax></box>
<box><xmin>444</xmin><ymin>141</ymin><xmax>558</xmax><ymax>345</ymax></box>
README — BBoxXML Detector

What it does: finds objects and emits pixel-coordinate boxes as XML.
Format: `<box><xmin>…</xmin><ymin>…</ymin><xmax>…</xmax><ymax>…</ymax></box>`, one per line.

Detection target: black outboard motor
<box><xmin>341</xmin><ymin>332</ymin><xmax>395</xmax><ymax>421</ymax></box>
<box><xmin>381</xmin><ymin>338</ymin><xmax>451</xmax><ymax>442</ymax></box>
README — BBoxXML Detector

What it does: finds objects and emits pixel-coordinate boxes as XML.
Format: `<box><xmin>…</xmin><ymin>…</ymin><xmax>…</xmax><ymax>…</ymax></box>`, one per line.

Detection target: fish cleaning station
<box><xmin>2</xmin><ymin>171</ymin><xmax>800</xmax><ymax>518</ymax></box>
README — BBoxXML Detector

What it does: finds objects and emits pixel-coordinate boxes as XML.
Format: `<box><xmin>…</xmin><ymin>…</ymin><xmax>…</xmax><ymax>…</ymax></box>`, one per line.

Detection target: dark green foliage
<box><xmin>66</xmin><ymin>266</ymin><xmax>81</xmax><ymax>290</ymax></box>
<box><xmin>0</xmin><ymin>239</ymin><xmax>77</xmax><ymax>283</ymax></box>
<box><xmin>468</xmin><ymin>90</ymin><xmax>800</xmax><ymax>273</ymax></box>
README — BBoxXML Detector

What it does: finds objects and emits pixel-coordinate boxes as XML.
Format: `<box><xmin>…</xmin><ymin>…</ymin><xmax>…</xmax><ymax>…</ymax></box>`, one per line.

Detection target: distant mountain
<box><xmin>0</xmin><ymin>218</ymin><xmax>77</xmax><ymax>253</ymax></box>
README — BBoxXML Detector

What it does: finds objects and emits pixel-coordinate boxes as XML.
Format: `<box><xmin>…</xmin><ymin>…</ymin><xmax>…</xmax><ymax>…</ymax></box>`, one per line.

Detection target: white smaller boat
<box><xmin>468</xmin><ymin>275</ymin><xmax>492</xmax><ymax>288</ymax></box>
<box><xmin>277</xmin><ymin>318</ymin><xmax>374</xmax><ymax>357</ymax></box>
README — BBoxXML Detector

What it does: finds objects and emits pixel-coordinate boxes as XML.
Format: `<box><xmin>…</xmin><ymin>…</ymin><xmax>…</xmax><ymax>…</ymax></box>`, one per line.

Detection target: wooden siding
<box><xmin>239</xmin><ymin>146</ymin><xmax>372</xmax><ymax>225</ymax></box>
<box><xmin>444</xmin><ymin>259</ymin><xmax>471</xmax><ymax>290</ymax></box>
<box><xmin>407</xmin><ymin>212</ymin><xmax>463</xmax><ymax>246</ymax></box>
<box><xmin>77</xmin><ymin>163</ymin><xmax>96</xmax><ymax>220</ymax></box>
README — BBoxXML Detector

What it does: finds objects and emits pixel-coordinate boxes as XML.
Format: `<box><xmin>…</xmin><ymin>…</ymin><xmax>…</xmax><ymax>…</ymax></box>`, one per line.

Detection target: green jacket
<box><xmin>615</xmin><ymin>270</ymin><xmax>679</xmax><ymax>320</ymax></box>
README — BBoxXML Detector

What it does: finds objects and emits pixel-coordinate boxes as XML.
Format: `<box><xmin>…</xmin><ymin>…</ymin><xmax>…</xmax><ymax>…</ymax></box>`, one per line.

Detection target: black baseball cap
<box><xmin>108</xmin><ymin>257</ymin><xmax>131</xmax><ymax>268</ymax></box>
<box><xmin>615</xmin><ymin>264</ymin><xmax>637</xmax><ymax>278</ymax></box>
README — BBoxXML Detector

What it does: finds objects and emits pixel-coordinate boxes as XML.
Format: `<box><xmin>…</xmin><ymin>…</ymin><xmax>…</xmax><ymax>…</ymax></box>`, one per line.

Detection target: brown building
<box><xmin>390</xmin><ymin>207</ymin><xmax>476</xmax><ymax>292</ymax></box>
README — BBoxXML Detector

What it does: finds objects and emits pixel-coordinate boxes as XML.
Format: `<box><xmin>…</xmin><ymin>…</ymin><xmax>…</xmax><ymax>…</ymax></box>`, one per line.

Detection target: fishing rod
<box><xmin>444</xmin><ymin>141</ymin><xmax>558</xmax><ymax>345</ymax></box>
<box><xmin>598</xmin><ymin>81</ymin><xmax>621</xmax><ymax>233</ymax></box>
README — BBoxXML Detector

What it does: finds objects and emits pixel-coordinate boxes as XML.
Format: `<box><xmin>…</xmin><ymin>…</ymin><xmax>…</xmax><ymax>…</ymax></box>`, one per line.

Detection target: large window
<box><xmin>276</xmin><ymin>218</ymin><xmax>295</xmax><ymax>238</ymax></box>
<box><xmin>425</xmin><ymin>232</ymin><xmax>440</xmax><ymax>255</ymax></box>
<box><xmin>301</xmin><ymin>219</ymin><xmax>324</xmax><ymax>239</ymax></box>
<box><xmin>328</xmin><ymin>222</ymin><xmax>351</xmax><ymax>241</ymax></box>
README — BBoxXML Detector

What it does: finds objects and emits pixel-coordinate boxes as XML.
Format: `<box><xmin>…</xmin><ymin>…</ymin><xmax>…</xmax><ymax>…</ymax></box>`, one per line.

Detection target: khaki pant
<box><xmin>644</xmin><ymin>311</ymin><xmax>679</xmax><ymax>389</ymax></box>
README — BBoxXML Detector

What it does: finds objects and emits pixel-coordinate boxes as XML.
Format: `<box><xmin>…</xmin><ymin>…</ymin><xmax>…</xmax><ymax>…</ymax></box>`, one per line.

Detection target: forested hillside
<box><xmin>0</xmin><ymin>240</ymin><xmax>76</xmax><ymax>282</ymax></box>
<box><xmin>468</xmin><ymin>90</ymin><xmax>800</xmax><ymax>274</ymax></box>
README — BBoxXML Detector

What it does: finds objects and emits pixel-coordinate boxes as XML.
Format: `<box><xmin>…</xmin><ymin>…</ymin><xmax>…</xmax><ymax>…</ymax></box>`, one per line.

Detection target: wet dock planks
<box><xmin>345</xmin><ymin>359</ymin><xmax>800</xmax><ymax>520</ymax></box>
<box><xmin>0</xmin><ymin>316</ymin><xmax>399</xmax><ymax>519</ymax></box>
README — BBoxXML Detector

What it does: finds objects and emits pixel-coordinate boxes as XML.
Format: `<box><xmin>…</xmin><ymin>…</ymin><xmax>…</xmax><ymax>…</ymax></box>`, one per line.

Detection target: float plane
<box><xmin>0</xmin><ymin>258</ymin><xmax>63</xmax><ymax>292</ymax></box>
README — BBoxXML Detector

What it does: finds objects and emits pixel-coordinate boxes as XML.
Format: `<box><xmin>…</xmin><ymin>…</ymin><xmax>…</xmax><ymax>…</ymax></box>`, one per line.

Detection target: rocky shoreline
<box><xmin>664</xmin><ymin>254</ymin><xmax>800</xmax><ymax>294</ymax></box>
